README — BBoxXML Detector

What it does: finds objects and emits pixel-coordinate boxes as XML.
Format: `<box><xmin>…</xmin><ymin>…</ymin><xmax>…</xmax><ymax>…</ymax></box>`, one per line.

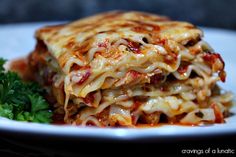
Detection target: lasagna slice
<box><xmin>28</xmin><ymin>11</ymin><xmax>233</xmax><ymax>127</ymax></box>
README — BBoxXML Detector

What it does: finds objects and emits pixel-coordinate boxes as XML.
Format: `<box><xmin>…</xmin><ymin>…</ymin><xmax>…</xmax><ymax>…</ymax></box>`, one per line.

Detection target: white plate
<box><xmin>0</xmin><ymin>23</ymin><xmax>235</xmax><ymax>141</ymax></box>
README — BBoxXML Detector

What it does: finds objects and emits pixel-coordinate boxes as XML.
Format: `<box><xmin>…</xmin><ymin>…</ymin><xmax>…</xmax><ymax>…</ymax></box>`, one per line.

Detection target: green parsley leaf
<box><xmin>0</xmin><ymin>58</ymin><xmax>52</xmax><ymax>123</ymax></box>
<box><xmin>0</xmin><ymin>103</ymin><xmax>14</xmax><ymax>119</ymax></box>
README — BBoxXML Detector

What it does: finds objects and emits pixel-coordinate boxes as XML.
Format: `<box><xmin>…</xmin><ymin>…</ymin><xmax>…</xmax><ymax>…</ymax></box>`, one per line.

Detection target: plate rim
<box><xmin>0</xmin><ymin>23</ymin><xmax>236</xmax><ymax>140</ymax></box>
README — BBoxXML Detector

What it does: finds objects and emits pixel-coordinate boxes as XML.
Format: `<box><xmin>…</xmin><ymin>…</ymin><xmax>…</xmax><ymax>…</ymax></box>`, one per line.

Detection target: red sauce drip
<box><xmin>203</xmin><ymin>52</ymin><xmax>226</xmax><ymax>82</ymax></box>
<box><xmin>10</xmin><ymin>58</ymin><xmax>27</xmax><ymax>72</ymax></box>
<box><xmin>128</xmin><ymin>41</ymin><xmax>141</xmax><ymax>54</ymax></box>
<box><xmin>132</xmin><ymin>100</ymin><xmax>142</xmax><ymax>111</ymax></box>
<box><xmin>77</xmin><ymin>70</ymin><xmax>91</xmax><ymax>85</ymax></box>
<box><xmin>84</xmin><ymin>92</ymin><xmax>95</xmax><ymax>105</ymax></box>
<box><xmin>9</xmin><ymin>58</ymin><xmax>29</xmax><ymax>79</ymax></box>
<box><xmin>150</xmin><ymin>73</ymin><xmax>164</xmax><ymax>84</ymax></box>
<box><xmin>98</xmin><ymin>39</ymin><xmax>109</xmax><ymax>48</ymax></box>
<box><xmin>211</xmin><ymin>103</ymin><xmax>225</xmax><ymax>123</ymax></box>
<box><xmin>80</xmin><ymin>65</ymin><xmax>91</xmax><ymax>70</ymax></box>
<box><xmin>219</xmin><ymin>70</ymin><xmax>226</xmax><ymax>82</ymax></box>
<box><xmin>177</xmin><ymin>64</ymin><xmax>189</xmax><ymax>74</ymax></box>
<box><xmin>71</xmin><ymin>64</ymin><xmax>80</xmax><ymax>71</ymax></box>
<box><xmin>203</xmin><ymin>52</ymin><xmax>225</xmax><ymax>67</ymax></box>
<box><xmin>129</xmin><ymin>70</ymin><xmax>141</xmax><ymax>79</ymax></box>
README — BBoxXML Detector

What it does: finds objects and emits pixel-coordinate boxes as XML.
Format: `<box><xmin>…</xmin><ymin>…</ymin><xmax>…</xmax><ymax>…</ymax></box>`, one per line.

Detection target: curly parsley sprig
<box><xmin>0</xmin><ymin>58</ymin><xmax>52</xmax><ymax>123</ymax></box>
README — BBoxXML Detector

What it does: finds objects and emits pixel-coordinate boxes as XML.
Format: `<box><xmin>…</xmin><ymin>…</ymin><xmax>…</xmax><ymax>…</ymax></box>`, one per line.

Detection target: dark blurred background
<box><xmin>0</xmin><ymin>0</ymin><xmax>236</xmax><ymax>29</ymax></box>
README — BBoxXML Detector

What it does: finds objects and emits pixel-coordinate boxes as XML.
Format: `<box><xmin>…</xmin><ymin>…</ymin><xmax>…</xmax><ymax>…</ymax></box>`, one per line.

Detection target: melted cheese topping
<box><xmin>36</xmin><ymin>11</ymin><xmax>202</xmax><ymax>70</ymax></box>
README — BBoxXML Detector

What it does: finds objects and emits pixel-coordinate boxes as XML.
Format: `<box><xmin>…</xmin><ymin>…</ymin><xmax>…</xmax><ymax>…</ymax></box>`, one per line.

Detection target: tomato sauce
<box><xmin>127</xmin><ymin>41</ymin><xmax>141</xmax><ymax>54</ymax></box>
<box><xmin>77</xmin><ymin>70</ymin><xmax>91</xmax><ymax>85</ymax></box>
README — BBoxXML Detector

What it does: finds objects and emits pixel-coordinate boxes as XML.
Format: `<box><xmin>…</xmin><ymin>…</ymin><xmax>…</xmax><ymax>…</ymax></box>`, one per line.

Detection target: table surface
<box><xmin>0</xmin><ymin>135</ymin><xmax>235</xmax><ymax>157</ymax></box>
